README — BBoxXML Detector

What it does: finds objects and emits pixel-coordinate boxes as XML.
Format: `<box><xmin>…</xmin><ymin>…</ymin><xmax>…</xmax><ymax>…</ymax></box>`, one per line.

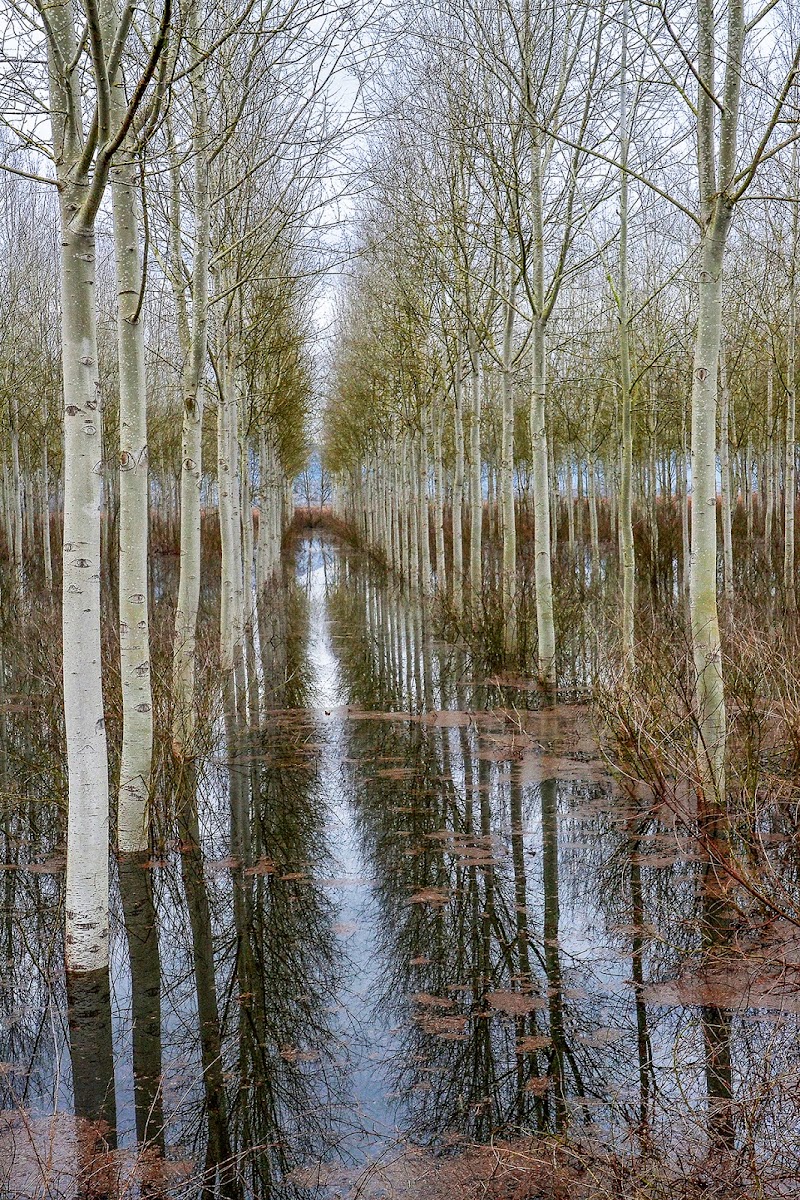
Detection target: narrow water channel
<box><xmin>2</xmin><ymin>533</ymin><xmax>799</xmax><ymax>1197</ymax></box>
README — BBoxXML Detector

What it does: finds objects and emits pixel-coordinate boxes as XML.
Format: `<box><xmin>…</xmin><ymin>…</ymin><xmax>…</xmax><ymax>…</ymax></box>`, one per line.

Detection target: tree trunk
<box><xmin>566</xmin><ymin>448</ymin><xmax>575</xmax><ymax>558</ymax></box>
<box><xmin>433</xmin><ymin>403</ymin><xmax>447</xmax><ymax>593</ymax></box>
<box><xmin>690</xmin><ymin>212</ymin><xmax>731</xmax><ymax>802</ymax></box>
<box><xmin>9</xmin><ymin>392</ymin><xmax>23</xmax><ymax>594</ymax></box>
<box><xmin>468</xmin><ymin>336</ymin><xmax>482</xmax><ymax>615</ymax></box>
<box><xmin>680</xmin><ymin>405</ymin><xmax>691</xmax><ymax>603</ymax></box>
<box><xmin>786</xmin><ymin>185</ymin><xmax>797</xmax><ymax>609</ymax></box>
<box><xmin>765</xmin><ymin>363</ymin><xmax>774</xmax><ymax>555</ymax></box>
<box><xmin>218</xmin><ymin>358</ymin><xmax>238</xmax><ymax>674</ymax></box>
<box><xmin>110</xmin><ymin>120</ymin><xmax>153</xmax><ymax>854</ymax></box>
<box><xmin>418</xmin><ymin>423</ymin><xmax>433</xmax><ymax>597</ymax></box>
<box><xmin>719</xmin><ymin>344</ymin><xmax>734</xmax><ymax>612</ymax></box>
<box><xmin>500</xmin><ymin>281</ymin><xmax>517</xmax><ymax>654</ymax></box>
<box><xmin>531</xmin><ymin>316</ymin><xmax>556</xmax><ymax>690</ymax></box>
<box><xmin>619</xmin><ymin>8</ymin><xmax>635</xmax><ymax>666</ymax></box>
<box><xmin>452</xmin><ymin>350</ymin><xmax>465</xmax><ymax>617</ymax></box>
<box><xmin>41</xmin><ymin>438</ymin><xmax>52</xmax><ymax>591</ymax></box>
<box><xmin>61</xmin><ymin>215</ymin><xmax>110</xmax><ymax>972</ymax></box>
<box><xmin>171</xmin><ymin>38</ymin><xmax>210</xmax><ymax>758</ymax></box>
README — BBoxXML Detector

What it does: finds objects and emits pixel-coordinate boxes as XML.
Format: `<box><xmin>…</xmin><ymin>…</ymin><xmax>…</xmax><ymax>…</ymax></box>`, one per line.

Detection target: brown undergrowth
<box><xmin>317</xmin><ymin>1136</ymin><xmax>775</xmax><ymax>1200</ymax></box>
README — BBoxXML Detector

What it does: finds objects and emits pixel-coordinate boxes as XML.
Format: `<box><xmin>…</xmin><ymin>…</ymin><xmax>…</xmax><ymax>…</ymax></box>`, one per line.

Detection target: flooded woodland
<box><xmin>5</xmin><ymin>0</ymin><xmax>800</xmax><ymax>1195</ymax></box>
<box><xmin>3</xmin><ymin>517</ymin><xmax>800</xmax><ymax>1198</ymax></box>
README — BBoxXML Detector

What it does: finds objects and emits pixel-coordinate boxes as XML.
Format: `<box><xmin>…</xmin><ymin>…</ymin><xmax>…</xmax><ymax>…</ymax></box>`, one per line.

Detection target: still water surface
<box><xmin>2</xmin><ymin>534</ymin><xmax>799</xmax><ymax>1196</ymax></box>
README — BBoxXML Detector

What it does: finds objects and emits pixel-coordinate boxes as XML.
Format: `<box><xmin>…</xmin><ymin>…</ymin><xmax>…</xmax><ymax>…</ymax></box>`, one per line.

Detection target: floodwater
<box><xmin>2</xmin><ymin>534</ymin><xmax>800</xmax><ymax>1197</ymax></box>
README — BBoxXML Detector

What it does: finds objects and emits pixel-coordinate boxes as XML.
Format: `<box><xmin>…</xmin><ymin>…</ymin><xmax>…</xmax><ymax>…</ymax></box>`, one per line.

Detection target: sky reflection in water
<box><xmin>1</xmin><ymin>534</ymin><xmax>800</xmax><ymax>1196</ymax></box>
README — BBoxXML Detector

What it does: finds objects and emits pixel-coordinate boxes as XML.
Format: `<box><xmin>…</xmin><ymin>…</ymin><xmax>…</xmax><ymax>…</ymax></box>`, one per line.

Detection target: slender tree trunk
<box><xmin>500</xmin><ymin>281</ymin><xmax>517</xmax><ymax>654</ymax></box>
<box><xmin>531</xmin><ymin>315</ymin><xmax>556</xmax><ymax>690</ymax></box>
<box><xmin>41</xmin><ymin>438</ymin><xmax>53</xmax><ymax>591</ymax></box>
<box><xmin>256</xmin><ymin>431</ymin><xmax>268</xmax><ymax>588</ymax></box>
<box><xmin>719</xmin><ymin>344</ymin><xmax>734</xmax><ymax>612</ymax></box>
<box><xmin>647</xmin><ymin>395</ymin><xmax>659</xmax><ymax>597</ymax></box>
<box><xmin>1</xmin><ymin>460</ymin><xmax>12</xmax><ymax>564</ymax></box>
<box><xmin>530</xmin><ymin>136</ymin><xmax>556</xmax><ymax>690</ymax></box>
<box><xmin>218</xmin><ymin>359</ymin><xmax>238</xmax><ymax>673</ymax></box>
<box><xmin>9</xmin><ymin>393</ymin><xmax>23</xmax><ymax>594</ymax></box>
<box><xmin>433</xmin><ymin>403</ymin><xmax>447</xmax><ymax>593</ymax></box>
<box><xmin>786</xmin><ymin>182</ymin><xmax>797</xmax><ymax>609</ymax></box>
<box><xmin>60</xmin><ymin>214</ymin><xmax>110</xmax><ymax>972</ymax></box>
<box><xmin>241</xmin><ymin>439</ymin><xmax>254</xmax><ymax>604</ymax></box>
<box><xmin>452</xmin><ymin>351</ymin><xmax>465</xmax><ymax>617</ymax></box>
<box><xmin>171</xmin><ymin>41</ymin><xmax>210</xmax><ymax>758</ymax></box>
<box><xmin>588</xmin><ymin>450</ymin><xmax>599</xmax><ymax>579</ymax></box>
<box><xmin>687</xmin><ymin>0</ymin><xmax>746</xmax><ymax>801</ymax></box>
<box><xmin>110</xmin><ymin>121</ymin><xmax>153</xmax><ymax>854</ymax></box>
<box><xmin>745</xmin><ymin>437</ymin><xmax>754</xmax><ymax>544</ymax></box>
<box><xmin>566</xmin><ymin>448</ymin><xmax>575</xmax><ymax>558</ymax></box>
<box><xmin>468</xmin><ymin>336</ymin><xmax>482</xmax><ymax>615</ymax></box>
<box><xmin>619</xmin><ymin>9</ymin><xmax>635</xmax><ymax>666</ymax></box>
<box><xmin>765</xmin><ymin>364</ymin><xmax>774</xmax><ymax>555</ymax></box>
<box><xmin>229</xmin><ymin>364</ymin><xmax>246</xmax><ymax>671</ymax></box>
<box><xmin>548</xmin><ymin>430</ymin><xmax>558</xmax><ymax>556</ymax></box>
<box><xmin>418</xmin><ymin>423</ymin><xmax>433</xmax><ymax>597</ymax></box>
<box><xmin>690</xmin><ymin>212</ymin><xmax>731</xmax><ymax>801</ymax></box>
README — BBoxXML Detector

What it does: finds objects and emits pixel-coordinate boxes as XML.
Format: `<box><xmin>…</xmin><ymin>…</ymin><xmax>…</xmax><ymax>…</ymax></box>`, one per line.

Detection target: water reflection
<box><xmin>66</xmin><ymin>967</ymin><xmax>116</xmax><ymax>1193</ymax></box>
<box><xmin>118</xmin><ymin>855</ymin><xmax>165</xmax><ymax>1168</ymax></box>
<box><xmin>1</xmin><ymin>537</ymin><xmax>800</xmax><ymax>1195</ymax></box>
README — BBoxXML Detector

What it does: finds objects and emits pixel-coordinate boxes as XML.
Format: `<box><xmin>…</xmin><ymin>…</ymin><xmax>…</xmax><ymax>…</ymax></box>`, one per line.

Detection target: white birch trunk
<box><xmin>218</xmin><ymin>362</ymin><xmax>237</xmax><ymax>673</ymax></box>
<box><xmin>680</xmin><ymin>420</ymin><xmax>691</xmax><ymax>603</ymax></box>
<box><xmin>719</xmin><ymin>344</ymin><xmax>734</xmax><ymax>611</ymax></box>
<box><xmin>619</xmin><ymin>7</ymin><xmax>635</xmax><ymax>665</ymax></box>
<box><xmin>531</xmin><ymin>315</ymin><xmax>556</xmax><ymax>690</ymax></box>
<box><xmin>690</xmin><ymin>218</ymin><xmax>731</xmax><ymax>801</ymax></box>
<box><xmin>765</xmin><ymin>364</ymin><xmax>774</xmax><ymax>555</ymax></box>
<box><xmin>786</xmin><ymin>185</ymin><xmax>797</xmax><ymax>608</ymax></box>
<box><xmin>2</xmin><ymin>460</ymin><xmax>12</xmax><ymax>566</ymax></box>
<box><xmin>588</xmin><ymin>451</ymin><xmax>599</xmax><ymax>579</ymax></box>
<box><xmin>468</xmin><ymin>338</ymin><xmax>482</xmax><ymax>615</ymax></box>
<box><xmin>171</xmin><ymin>31</ymin><xmax>210</xmax><ymax>759</ymax></box>
<box><xmin>548</xmin><ymin>426</ymin><xmax>558</xmax><ymax>556</ymax></box>
<box><xmin>452</xmin><ymin>352</ymin><xmax>465</xmax><ymax>616</ymax></box>
<box><xmin>41</xmin><ymin>438</ymin><xmax>53</xmax><ymax>591</ymax></box>
<box><xmin>61</xmin><ymin>214</ymin><xmax>110</xmax><ymax>971</ymax></box>
<box><xmin>10</xmin><ymin>393</ymin><xmax>23</xmax><ymax>594</ymax></box>
<box><xmin>110</xmin><ymin>112</ymin><xmax>153</xmax><ymax>854</ymax></box>
<box><xmin>241</xmin><ymin>439</ymin><xmax>254</xmax><ymax>607</ymax></box>
<box><xmin>418</xmin><ymin>425</ymin><xmax>433</xmax><ymax>597</ymax></box>
<box><xmin>432</xmin><ymin>406</ymin><xmax>446</xmax><ymax>594</ymax></box>
<box><xmin>530</xmin><ymin>134</ymin><xmax>556</xmax><ymax>691</ymax></box>
<box><xmin>500</xmin><ymin>282</ymin><xmax>517</xmax><ymax>654</ymax></box>
<box><xmin>566</xmin><ymin>450</ymin><xmax>575</xmax><ymax>558</ymax></box>
<box><xmin>42</xmin><ymin>0</ymin><xmax>117</xmax><ymax>972</ymax></box>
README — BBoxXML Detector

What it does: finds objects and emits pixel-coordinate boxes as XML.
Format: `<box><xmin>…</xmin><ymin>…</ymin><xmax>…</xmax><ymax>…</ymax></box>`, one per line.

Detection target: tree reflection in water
<box><xmin>1</xmin><ymin>535</ymin><xmax>800</xmax><ymax>1196</ymax></box>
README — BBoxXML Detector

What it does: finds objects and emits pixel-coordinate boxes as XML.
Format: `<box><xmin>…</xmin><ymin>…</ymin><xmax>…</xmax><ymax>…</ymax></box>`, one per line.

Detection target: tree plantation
<box><xmin>2</xmin><ymin>0</ymin><xmax>800</xmax><ymax>1196</ymax></box>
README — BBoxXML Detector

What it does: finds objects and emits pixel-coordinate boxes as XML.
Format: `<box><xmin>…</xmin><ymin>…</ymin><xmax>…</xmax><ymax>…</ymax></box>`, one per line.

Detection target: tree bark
<box><xmin>531</xmin><ymin>314</ymin><xmax>556</xmax><ymax>690</ymax></box>
<box><xmin>719</xmin><ymin>344</ymin><xmax>734</xmax><ymax>612</ymax></box>
<box><xmin>619</xmin><ymin>6</ymin><xmax>635</xmax><ymax>666</ymax></box>
<box><xmin>171</xmin><ymin>28</ymin><xmax>210</xmax><ymax>758</ymax></box>
<box><xmin>452</xmin><ymin>349</ymin><xmax>465</xmax><ymax>617</ymax></box>
<box><xmin>690</xmin><ymin>213</ymin><xmax>731</xmax><ymax>802</ymax></box>
<box><xmin>500</xmin><ymin>280</ymin><xmax>517</xmax><ymax>654</ymax></box>
<box><xmin>110</xmin><ymin>113</ymin><xmax>153</xmax><ymax>853</ymax></box>
<box><xmin>468</xmin><ymin>336</ymin><xmax>482</xmax><ymax>615</ymax></box>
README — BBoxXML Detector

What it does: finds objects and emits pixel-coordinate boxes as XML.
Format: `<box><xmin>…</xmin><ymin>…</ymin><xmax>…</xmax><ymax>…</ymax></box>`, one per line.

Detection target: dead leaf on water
<box><xmin>244</xmin><ymin>857</ymin><xmax>275</xmax><ymax>875</ymax></box>
<box><xmin>487</xmin><ymin>991</ymin><xmax>545</xmax><ymax>1015</ymax></box>
<box><xmin>407</xmin><ymin>887</ymin><xmax>451</xmax><ymax>907</ymax></box>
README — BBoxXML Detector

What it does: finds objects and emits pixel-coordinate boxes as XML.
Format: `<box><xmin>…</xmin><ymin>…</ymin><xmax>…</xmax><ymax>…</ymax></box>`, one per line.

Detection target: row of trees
<box><xmin>0</xmin><ymin>0</ymin><xmax>353</xmax><ymax>971</ymax></box>
<box><xmin>325</xmin><ymin>0</ymin><xmax>800</xmax><ymax>801</ymax></box>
